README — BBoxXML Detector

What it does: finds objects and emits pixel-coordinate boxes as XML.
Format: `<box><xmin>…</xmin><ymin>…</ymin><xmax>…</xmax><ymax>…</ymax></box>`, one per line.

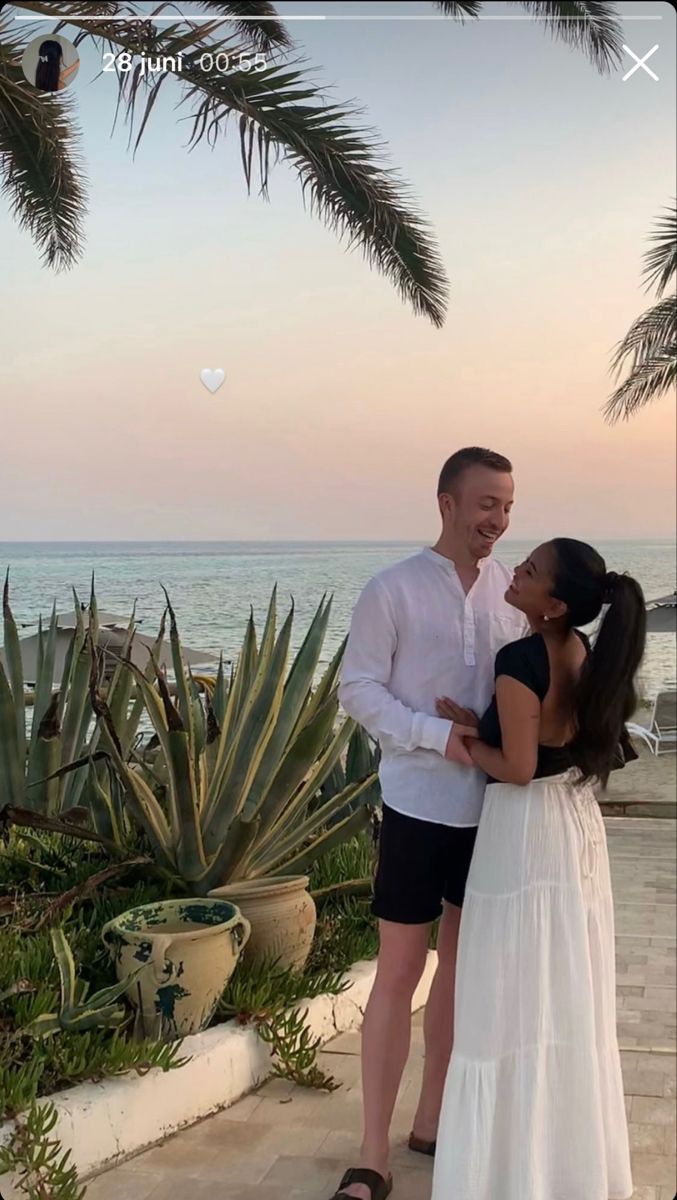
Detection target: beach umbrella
<box><xmin>1</xmin><ymin>611</ymin><xmax>217</xmax><ymax>686</ymax></box>
<box><xmin>645</xmin><ymin>593</ymin><xmax>676</xmax><ymax>634</ymax></box>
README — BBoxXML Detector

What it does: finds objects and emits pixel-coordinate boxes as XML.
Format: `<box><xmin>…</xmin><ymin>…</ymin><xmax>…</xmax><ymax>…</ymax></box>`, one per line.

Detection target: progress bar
<box><xmin>13</xmin><ymin>13</ymin><xmax>665</xmax><ymax>21</ymax></box>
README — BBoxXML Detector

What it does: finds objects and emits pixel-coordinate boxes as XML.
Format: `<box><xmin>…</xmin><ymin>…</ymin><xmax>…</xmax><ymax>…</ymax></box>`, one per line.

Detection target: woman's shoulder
<box><xmin>495</xmin><ymin>633</ymin><xmax>549</xmax><ymax>697</ymax></box>
<box><xmin>496</xmin><ymin>631</ymin><xmax>544</xmax><ymax>663</ymax></box>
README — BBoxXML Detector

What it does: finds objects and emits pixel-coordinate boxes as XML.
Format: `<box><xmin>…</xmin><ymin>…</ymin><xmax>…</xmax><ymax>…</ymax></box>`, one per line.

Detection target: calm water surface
<box><xmin>1</xmin><ymin>541</ymin><xmax>674</xmax><ymax>693</ymax></box>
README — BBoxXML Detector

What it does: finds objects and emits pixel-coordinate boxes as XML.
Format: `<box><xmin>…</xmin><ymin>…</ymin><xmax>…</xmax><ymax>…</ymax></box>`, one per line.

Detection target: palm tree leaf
<box><xmin>606</xmin><ymin>199</ymin><xmax>676</xmax><ymax>423</ymax></box>
<box><xmin>435</xmin><ymin>1</ymin><xmax>483</xmax><ymax>14</ymax></box>
<box><xmin>605</xmin><ymin>353</ymin><xmax>676</xmax><ymax>423</ymax></box>
<box><xmin>610</xmin><ymin>297</ymin><xmax>677</xmax><ymax>374</ymax></box>
<box><xmin>0</xmin><ymin>14</ymin><xmax>87</xmax><ymax>269</ymax></box>
<box><xmin>643</xmin><ymin>201</ymin><xmax>677</xmax><ymax>297</ymax></box>
<box><xmin>12</xmin><ymin>4</ymin><xmax>448</xmax><ymax>326</ymax></box>
<box><xmin>435</xmin><ymin>2</ymin><xmax>622</xmax><ymax>71</ymax></box>
<box><xmin>513</xmin><ymin>2</ymin><xmax>622</xmax><ymax>72</ymax></box>
<box><xmin>190</xmin><ymin>2</ymin><xmax>293</xmax><ymax>51</ymax></box>
<box><xmin>174</xmin><ymin>57</ymin><xmax>449</xmax><ymax>326</ymax></box>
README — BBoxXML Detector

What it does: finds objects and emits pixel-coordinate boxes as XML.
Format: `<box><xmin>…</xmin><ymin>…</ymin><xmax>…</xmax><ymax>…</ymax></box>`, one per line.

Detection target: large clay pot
<box><xmin>208</xmin><ymin>875</ymin><xmax>316</xmax><ymax>973</ymax></box>
<box><xmin>101</xmin><ymin>897</ymin><xmax>250</xmax><ymax>1039</ymax></box>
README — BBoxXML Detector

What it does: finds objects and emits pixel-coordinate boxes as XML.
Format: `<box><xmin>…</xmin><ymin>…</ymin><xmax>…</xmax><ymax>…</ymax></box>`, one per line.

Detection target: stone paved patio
<box><xmin>86</xmin><ymin>816</ymin><xmax>676</xmax><ymax>1200</ymax></box>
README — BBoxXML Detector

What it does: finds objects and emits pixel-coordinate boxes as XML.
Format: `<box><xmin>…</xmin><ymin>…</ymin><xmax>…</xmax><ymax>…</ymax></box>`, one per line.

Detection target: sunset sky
<box><xmin>1</xmin><ymin>0</ymin><xmax>675</xmax><ymax>542</ymax></box>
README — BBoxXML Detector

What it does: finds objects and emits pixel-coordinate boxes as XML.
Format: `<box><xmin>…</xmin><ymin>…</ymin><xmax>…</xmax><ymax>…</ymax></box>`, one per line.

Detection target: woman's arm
<box><xmin>468</xmin><ymin>676</ymin><xmax>540</xmax><ymax>785</ymax></box>
<box><xmin>61</xmin><ymin>62</ymin><xmax>78</xmax><ymax>80</ymax></box>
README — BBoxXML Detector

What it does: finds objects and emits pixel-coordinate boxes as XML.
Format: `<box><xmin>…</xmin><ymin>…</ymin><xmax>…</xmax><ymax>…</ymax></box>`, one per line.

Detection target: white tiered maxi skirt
<box><xmin>431</xmin><ymin>772</ymin><xmax>633</xmax><ymax>1200</ymax></box>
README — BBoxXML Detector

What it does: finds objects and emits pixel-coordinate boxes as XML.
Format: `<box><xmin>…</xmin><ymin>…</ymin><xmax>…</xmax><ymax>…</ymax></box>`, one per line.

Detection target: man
<box><xmin>330</xmin><ymin>447</ymin><xmax>529</xmax><ymax>1200</ymax></box>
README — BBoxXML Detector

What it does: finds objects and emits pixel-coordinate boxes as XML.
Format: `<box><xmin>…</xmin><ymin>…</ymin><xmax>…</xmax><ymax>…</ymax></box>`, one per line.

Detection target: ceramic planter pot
<box><xmin>208</xmin><ymin>875</ymin><xmax>316</xmax><ymax>974</ymax></box>
<box><xmin>102</xmin><ymin>897</ymin><xmax>250</xmax><ymax>1039</ymax></box>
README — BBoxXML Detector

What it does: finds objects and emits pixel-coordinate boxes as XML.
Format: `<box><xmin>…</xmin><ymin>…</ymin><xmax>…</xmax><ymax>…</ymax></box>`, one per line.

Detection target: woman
<box><xmin>35</xmin><ymin>40</ymin><xmax>78</xmax><ymax>92</ymax></box>
<box><xmin>431</xmin><ymin>538</ymin><xmax>645</xmax><ymax>1200</ymax></box>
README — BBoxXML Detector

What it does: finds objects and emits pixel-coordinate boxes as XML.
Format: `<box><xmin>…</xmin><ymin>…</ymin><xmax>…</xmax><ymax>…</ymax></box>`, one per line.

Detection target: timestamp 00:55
<box><xmin>102</xmin><ymin>50</ymin><xmax>268</xmax><ymax>76</ymax></box>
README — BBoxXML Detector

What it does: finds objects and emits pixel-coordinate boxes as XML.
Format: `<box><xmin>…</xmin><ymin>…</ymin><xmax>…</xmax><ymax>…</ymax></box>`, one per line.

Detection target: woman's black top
<box><xmin>477</xmin><ymin>632</ymin><xmax>637</xmax><ymax>784</ymax></box>
<box><xmin>477</xmin><ymin>632</ymin><xmax>588</xmax><ymax>782</ymax></box>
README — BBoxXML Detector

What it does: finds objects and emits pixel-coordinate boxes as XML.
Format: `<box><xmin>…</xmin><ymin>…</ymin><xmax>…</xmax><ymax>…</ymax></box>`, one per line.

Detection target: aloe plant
<box><xmin>23</xmin><ymin>928</ymin><xmax>136</xmax><ymax>1038</ymax></box>
<box><xmin>96</xmin><ymin>590</ymin><xmax>377</xmax><ymax>894</ymax></box>
<box><xmin>0</xmin><ymin>575</ymin><xmax>163</xmax><ymax>830</ymax></box>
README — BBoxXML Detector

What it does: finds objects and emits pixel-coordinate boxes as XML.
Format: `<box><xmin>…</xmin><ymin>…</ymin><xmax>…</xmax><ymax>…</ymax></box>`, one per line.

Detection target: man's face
<box><xmin>440</xmin><ymin>466</ymin><xmax>514</xmax><ymax>559</ymax></box>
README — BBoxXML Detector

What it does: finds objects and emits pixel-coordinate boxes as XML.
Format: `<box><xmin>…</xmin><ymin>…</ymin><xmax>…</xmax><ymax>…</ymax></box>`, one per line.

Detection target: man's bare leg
<box><xmin>338</xmin><ymin>918</ymin><xmax>430</xmax><ymax>1200</ymax></box>
<box><xmin>411</xmin><ymin>901</ymin><xmax>462</xmax><ymax>1143</ymax></box>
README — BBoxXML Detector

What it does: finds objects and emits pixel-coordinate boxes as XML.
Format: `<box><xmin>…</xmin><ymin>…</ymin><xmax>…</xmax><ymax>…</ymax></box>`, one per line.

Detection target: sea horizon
<box><xmin>2</xmin><ymin>538</ymin><xmax>674</xmax><ymax>694</ymax></box>
<box><xmin>2</xmin><ymin>536</ymin><xmax>675</xmax><ymax>548</ymax></box>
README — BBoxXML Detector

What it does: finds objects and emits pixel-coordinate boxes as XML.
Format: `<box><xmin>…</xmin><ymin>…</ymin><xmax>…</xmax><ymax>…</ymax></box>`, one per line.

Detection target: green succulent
<box><xmin>0</xmin><ymin>575</ymin><xmax>163</xmax><ymax>832</ymax></box>
<box><xmin>97</xmin><ymin>590</ymin><xmax>377</xmax><ymax>894</ymax></box>
<box><xmin>23</xmin><ymin>928</ymin><xmax>136</xmax><ymax>1039</ymax></box>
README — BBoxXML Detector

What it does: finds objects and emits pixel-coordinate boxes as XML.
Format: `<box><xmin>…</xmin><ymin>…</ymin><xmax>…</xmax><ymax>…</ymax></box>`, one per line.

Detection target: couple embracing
<box><xmin>330</xmin><ymin>447</ymin><xmax>645</xmax><ymax>1200</ymax></box>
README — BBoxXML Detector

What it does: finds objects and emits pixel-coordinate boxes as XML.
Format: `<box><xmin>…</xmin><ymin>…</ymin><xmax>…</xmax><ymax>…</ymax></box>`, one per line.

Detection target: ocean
<box><xmin>1</xmin><ymin>541</ymin><xmax>675</xmax><ymax>695</ymax></box>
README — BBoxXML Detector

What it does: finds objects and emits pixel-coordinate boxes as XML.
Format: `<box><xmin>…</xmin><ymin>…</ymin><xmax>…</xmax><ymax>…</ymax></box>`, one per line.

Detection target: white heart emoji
<box><xmin>200</xmin><ymin>368</ymin><xmax>225</xmax><ymax>393</ymax></box>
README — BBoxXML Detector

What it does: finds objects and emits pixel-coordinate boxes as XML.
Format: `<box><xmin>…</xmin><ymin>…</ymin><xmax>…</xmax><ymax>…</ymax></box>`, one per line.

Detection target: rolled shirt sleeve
<box><xmin>339</xmin><ymin>577</ymin><xmax>452</xmax><ymax>756</ymax></box>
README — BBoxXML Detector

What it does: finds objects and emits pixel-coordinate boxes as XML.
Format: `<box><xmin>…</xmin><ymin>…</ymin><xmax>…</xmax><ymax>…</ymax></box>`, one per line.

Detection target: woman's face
<box><xmin>505</xmin><ymin>542</ymin><xmax>567</xmax><ymax>623</ymax></box>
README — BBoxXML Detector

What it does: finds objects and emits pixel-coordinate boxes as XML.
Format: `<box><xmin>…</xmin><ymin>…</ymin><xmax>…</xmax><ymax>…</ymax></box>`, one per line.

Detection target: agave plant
<box><xmin>95</xmin><ymin>590</ymin><xmax>377</xmax><ymax>894</ymax></box>
<box><xmin>316</xmin><ymin>724</ymin><xmax>381</xmax><ymax>828</ymax></box>
<box><xmin>0</xmin><ymin>575</ymin><xmax>161</xmax><ymax>828</ymax></box>
<box><xmin>23</xmin><ymin>927</ymin><xmax>136</xmax><ymax>1038</ymax></box>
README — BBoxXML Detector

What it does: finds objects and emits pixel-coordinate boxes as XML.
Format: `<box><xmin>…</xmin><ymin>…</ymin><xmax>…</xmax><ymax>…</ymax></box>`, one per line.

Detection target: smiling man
<box><xmin>332</xmin><ymin>447</ymin><xmax>529</xmax><ymax>1200</ymax></box>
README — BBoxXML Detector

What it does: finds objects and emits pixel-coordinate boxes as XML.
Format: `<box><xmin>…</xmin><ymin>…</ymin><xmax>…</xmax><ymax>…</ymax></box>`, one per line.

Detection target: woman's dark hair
<box><xmin>35</xmin><ymin>40</ymin><xmax>63</xmax><ymax>92</ymax></box>
<box><xmin>549</xmin><ymin>538</ymin><xmax>646</xmax><ymax>785</ymax></box>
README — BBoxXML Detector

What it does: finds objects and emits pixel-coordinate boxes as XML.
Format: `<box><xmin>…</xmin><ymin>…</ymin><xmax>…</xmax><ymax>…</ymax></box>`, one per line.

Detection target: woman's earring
<box><xmin>543</xmin><ymin>615</ymin><xmax>549</xmax><ymax>622</ymax></box>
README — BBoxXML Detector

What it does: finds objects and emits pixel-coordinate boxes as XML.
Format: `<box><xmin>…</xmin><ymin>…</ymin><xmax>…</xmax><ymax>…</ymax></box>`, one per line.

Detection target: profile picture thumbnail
<box><xmin>21</xmin><ymin>34</ymin><xmax>80</xmax><ymax>93</ymax></box>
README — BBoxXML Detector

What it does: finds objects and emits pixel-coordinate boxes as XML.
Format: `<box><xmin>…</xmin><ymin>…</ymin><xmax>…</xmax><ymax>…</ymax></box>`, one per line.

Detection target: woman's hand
<box><xmin>444</xmin><ymin>724</ymin><xmax>479</xmax><ymax>767</ymax></box>
<box><xmin>436</xmin><ymin>697</ymin><xmax>479</xmax><ymax>728</ymax></box>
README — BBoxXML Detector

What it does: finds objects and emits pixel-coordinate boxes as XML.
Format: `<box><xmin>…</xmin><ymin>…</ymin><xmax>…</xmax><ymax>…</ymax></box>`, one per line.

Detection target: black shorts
<box><xmin>372</xmin><ymin>804</ymin><xmax>478</xmax><ymax>925</ymax></box>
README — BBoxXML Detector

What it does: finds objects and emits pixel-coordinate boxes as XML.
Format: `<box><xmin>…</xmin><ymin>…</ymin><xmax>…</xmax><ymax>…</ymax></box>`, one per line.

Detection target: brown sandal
<box><xmin>331</xmin><ymin>1167</ymin><xmax>393</xmax><ymax>1199</ymax></box>
<box><xmin>408</xmin><ymin>1131</ymin><xmax>436</xmax><ymax>1157</ymax></box>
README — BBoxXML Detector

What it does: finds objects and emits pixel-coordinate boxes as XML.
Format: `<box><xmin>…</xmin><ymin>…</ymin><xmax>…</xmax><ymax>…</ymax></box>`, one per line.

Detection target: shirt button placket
<box><xmin>464</xmin><ymin>599</ymin><xmax>475</xmax><ymax>666</ymax></box>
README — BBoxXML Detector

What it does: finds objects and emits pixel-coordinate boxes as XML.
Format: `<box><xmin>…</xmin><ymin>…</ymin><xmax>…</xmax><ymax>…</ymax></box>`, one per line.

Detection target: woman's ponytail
<box><xmin>571</xmin><ymin>572</ymin><xmax>646</xmax><ymax>785</ymax></box>
<box><xmin>549</xmin><ymin>540</ymin><xmax>647</xmax><ymax>786</ymax></box>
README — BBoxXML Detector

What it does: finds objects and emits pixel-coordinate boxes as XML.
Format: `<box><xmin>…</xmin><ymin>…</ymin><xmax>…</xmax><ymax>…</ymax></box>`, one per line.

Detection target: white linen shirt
<box><xmin>339</xmin><ymin>548</ymin><xmax>529</xmax><ymax>826</ymax></box>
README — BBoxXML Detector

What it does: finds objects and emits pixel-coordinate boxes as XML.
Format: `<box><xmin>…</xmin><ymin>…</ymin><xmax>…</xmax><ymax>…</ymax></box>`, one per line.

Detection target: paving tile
<box><xmin>629</xmin><ymin>1123</ymin><xmax>669</xmax><ymax>1154</ymax></box>
<box><xmin>84</xmin><ymin>1169</ymin><xmax>164</xmax><ymax>1200</ymax></box>
<box><xmin>624</xmin><ymin>1070</ymin><xmax>671</xmax><ymax>1097</ymax></box>
<box><xmin>218</xmin><ymin>1095</ymin><xmax>264</xmax><ymax>1123</ymax></box>
<box><xmin>389</xmin><ymin>1166</ymin><xmax>434</xmax><ymax>1199</ymax></box>
<box><xmin>147</xmin><ymin>1181</ymin><xmax>314</xmax><ymax>1200</ymax></box>
<box><xmin>254</xmin><ymin>1076</ymin><xmax>296</xmax><ymax>1102</ymax></box>
<box><xmin>323</xmin><ymin>1030</ymin><xmax>361</xmax><ymax>1056</ymax></box>
<box><xmin>317</xmin><ymin>1129</ymin><xmax>432</xmax><ymax>1175</ymax></box>
<box><xmin>631</xmin><ymin>1096</ymin><xmax>677</xmax><ymax>1126</ymax></box>
<box><xmin>631</xmin><ymin>1153</ymin><xmax>677</xmax><ymax>1187</ymax></box>
<box><xmin>212</xmin><ymin>1117</ymin><xmax>329</xmax><ymax>1159</ymax></box>
<box><xmin>260</xmin><ymin>1153</ymin><xmax>342</xmax><ymax>1192</ymax></box>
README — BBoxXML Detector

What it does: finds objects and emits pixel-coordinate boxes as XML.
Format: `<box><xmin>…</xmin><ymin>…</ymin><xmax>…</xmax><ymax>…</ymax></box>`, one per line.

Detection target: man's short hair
<box><xmin>438</xmin><ymin>447</ymin><xmax>513</xmax><ymax>496</ymax></box>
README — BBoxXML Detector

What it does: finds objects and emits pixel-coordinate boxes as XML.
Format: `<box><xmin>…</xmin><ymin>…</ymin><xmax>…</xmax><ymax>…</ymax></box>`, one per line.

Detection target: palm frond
<box><xmin>606</xmin><ymin>199</ymin><xmax>677</xmax><ymax>423</ymax></box>
<box><xmin>435</xmin><ymin>2</ymin><xmax>622</xmax><ymax>72</ymax></box>
<box><xmin>610</xmin><ymin>297</ymin><xmax>677</xmax><ymax>376</ymax></box>
<box><xmin>190</xmin><ymin>2</ymin><xmax>293</xmax><ymax>51</ymax></box>
<box><xmin>515</xmin><ymin>2</ymin><xmax>623</xmax><ymax>72</ymax></box>
<box><xmin>0</xmin><ymin>14</ymin><xmax>87</xmax><ymax>269</ymax></box>
<box><xmin>180</xmin><ymin>61</ymin><xmax>448</xmax><ymax>325</ymax></box>
<box><xmin>605</xmin><ymin>353</ymin><xmax>676</xmax><ymax>422</ymax></box>
<box><xmin>643</xmin><ymin>201</ymin><xmax>677</xmax><ymax>297</ymax></box>
<box><xmin>435</xmin><ymin>1</ymin><xmax>483</xmax><ymax>15</ymax></box>
<box><xmin>14</xmin><ymin>4</ymin><xmax>448</xmax><ymax>325</ymax></box>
